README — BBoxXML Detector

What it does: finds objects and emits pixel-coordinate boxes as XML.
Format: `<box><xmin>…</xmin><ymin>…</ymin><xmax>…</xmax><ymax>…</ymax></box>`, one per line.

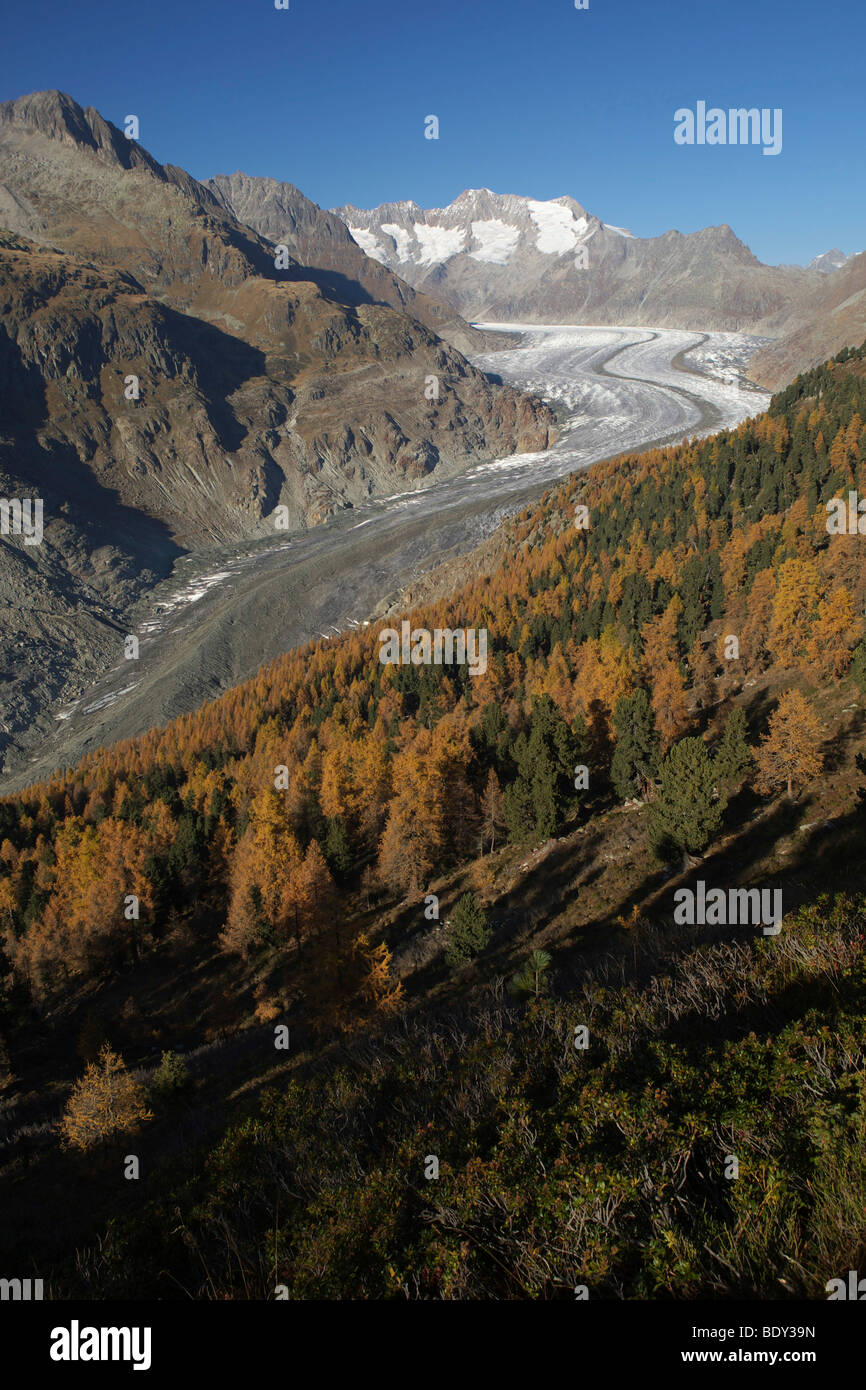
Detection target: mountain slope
<box><xmin>0</xmin><ymin>92</ymin><xmax>554</xmax><ymax>528</ymax></box>
<box><xmin>750</xmin><ymin>250</ymin><xmax>866</xmax><ymax>389</ymax></box>
<box><xmin>0</xmin><ymin>93</ymin><xmax>554</xmax><ymax>767</ymax></box>
<box><xmin>207</xmin><ymin>171</ymin><xmax>493</xmax><ymax>356</ymax></box>
<box><xmin>2</xmin><ymin>341</ymin><xmax>865</xmax><ymax>1299</ymax></box>
<box><xmin>334</xmin><ymin>188</ymin><xmax>820</xmax><ymax>332</ymax></box>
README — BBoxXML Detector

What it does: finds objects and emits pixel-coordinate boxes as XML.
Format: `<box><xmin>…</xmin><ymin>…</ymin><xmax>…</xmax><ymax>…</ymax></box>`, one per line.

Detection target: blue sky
<box><xmin>1</xmin><ymin>0</ymin><xmax>863</xmax><ymax>265</ymax></box>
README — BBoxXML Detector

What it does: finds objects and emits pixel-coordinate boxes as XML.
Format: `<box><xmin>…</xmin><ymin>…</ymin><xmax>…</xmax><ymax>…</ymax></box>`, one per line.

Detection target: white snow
<box><xmin>413</xmin><ymin>222</ymin><xmax>467</xmax><ymax>266</ymax></box>
<box><xmin>603</xmin><ymin>223</ymin><xmax>636</xmax><ymax>238</ymax></box>
<box><xmin>469</xmin><ymin>218</ymin><xmax>520</xmax><ymax>265</ymax></box>
<box><xmin>527</xmin><ymin>200</ymin><xmax>589</xmax><ymax>255</ymax></box>
<box><xmin>468</xmin><ymin>324</ymin><xmax>771</xmax><ymax>484</ymax></box>
<box><xmin>349</xmin><ymin>226</ymin><xmax>388</xmax><ymax>261</ymax></box>
<box><xmin>380</xmin><ymin>222</ymin><xmax>415</xmax><ymax>261</ymax></box>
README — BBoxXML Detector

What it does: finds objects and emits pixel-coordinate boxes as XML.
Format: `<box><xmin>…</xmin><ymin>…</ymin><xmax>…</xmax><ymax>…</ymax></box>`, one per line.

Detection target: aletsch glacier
<box><xmin>9</xmin><ymin>325</ymin><xmax>770</xmax><ymax>789</ymax></box>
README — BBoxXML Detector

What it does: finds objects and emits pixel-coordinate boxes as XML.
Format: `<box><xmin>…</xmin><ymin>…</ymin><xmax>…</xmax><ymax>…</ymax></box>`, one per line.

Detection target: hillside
<box><xmin>1</xmin><ymin>341</ymin><xmax>865</xmax><ymax>1298</ymax></box>
<box><xmin>206</xmin><ymin>171</ymin><xmax>498</xmax><ymax>358</ymax></box>
<box><xmin>750</xmin><ymin>251</ymin><xmax>866</xmax><ymax>389</ymax></box>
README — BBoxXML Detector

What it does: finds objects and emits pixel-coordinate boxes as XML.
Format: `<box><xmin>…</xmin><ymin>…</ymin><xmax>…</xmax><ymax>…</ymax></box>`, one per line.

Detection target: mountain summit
<box><xmin>333</xmin><ymin>189</ymin><xmax>817</xmax><ymax>332</ymax></box>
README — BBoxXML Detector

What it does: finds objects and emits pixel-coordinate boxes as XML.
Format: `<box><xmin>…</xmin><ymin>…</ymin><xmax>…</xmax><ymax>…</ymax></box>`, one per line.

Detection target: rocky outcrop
<box><xmin>207</xmin><ymin>171</ymin><xmax>493</xmax><ymax>357</ymax></box>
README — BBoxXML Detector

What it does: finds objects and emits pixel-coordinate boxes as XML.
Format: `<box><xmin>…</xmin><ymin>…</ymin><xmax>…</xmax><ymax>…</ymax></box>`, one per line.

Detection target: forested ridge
<box><xmin>1</xmin><ymin>343</ymin><xmax>866</xmax><ymax>1298</ymax></box>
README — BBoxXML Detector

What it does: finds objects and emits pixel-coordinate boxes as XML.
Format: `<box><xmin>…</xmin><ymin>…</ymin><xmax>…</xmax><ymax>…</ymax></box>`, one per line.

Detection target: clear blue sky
<box><xmin>1</xmin><ymin>0</ymin><xmax>863</xmax><ymax>265</ymax></box>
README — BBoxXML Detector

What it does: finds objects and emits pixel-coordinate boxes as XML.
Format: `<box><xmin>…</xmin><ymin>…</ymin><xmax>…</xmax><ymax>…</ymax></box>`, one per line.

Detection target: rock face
<box><xmin>805</xmin><ymin>249</ymin><xmax>852</xmax><ymax>274</ymax></box>
<box><xmin>206</xmin><ymin>171</ymin><xmax>492</xmax><ymax>358</ymax></box>
<box><xmin>750</xmin><ymin>251</ymin><xmax>866</xmax><ymax>389</ymax></box>
<box><xmin>333</xmin><ymin>188</ymin><xmax>822</xmax><ymax>333</ymax></box>
<box><xmin>0</xmin><ymin>92</ymin><xmax>555</xmax><ymax>768</ymax></box>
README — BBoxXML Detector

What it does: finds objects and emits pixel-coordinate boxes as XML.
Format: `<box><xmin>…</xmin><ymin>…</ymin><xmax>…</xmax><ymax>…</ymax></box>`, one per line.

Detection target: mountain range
<box><xmin>336</xmin><ymin>188</ymin><xmax>866</xmax><ymax>386</ymax></box>
<box><xmin>2</xmin><ymin>88</ymin><xmax>865</xmax><ymax>773</ymax></box>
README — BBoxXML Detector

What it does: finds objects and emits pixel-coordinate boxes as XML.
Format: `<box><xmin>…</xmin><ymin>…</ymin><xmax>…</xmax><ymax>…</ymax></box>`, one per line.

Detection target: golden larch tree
<box><xmin>61</xmin><ymin>1044</ymin><xmax>153</xmax><ymax>1151</ymax></box>
<box><xmin>754</xmin><ymin>689</ymin><xmax>824</xmax><ymax>801</ymax></box>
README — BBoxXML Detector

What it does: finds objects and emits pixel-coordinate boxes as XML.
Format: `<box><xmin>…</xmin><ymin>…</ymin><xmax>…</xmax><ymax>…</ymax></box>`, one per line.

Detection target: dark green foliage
<box><xmin>649</xmin><ymin>736</ymin><xmax>727</xmax><ymax>860</ymax></box>
<box><xmin>444</xmin><ymin>892</ymin><xmax>491</xmax><ymax>968</ymax></box>
<box><xmin>503</xmin><ymin>696</ymin><xmax>585</xmax><ymax>844</ymax></box>
<box><xmin>715</xmin><ymin>706</ymin><xmax>752</xmax><ymax>786</ymax></box>
<box><xmin>611</xmin><ymin>689</ymin><xmax>660</xmax><ymax>802</ymax></box>
<box><xmin>851</xmin><ymin>638</ymin><xmax>866</xmax><ymax>695</ymax></box>
<box><xmin>508</xmin><ymin>948</ymin><xmax>553</xmax><ymax>998</ymax></box>
<box><xmin>323</xmin><ymin>817</ymin><xmax>352</xmax><ymax>876</ymax></box>
<box><xmin>149</xmin><ymin>1050</ymin><xmax>191</xmax><ymax>1101</ymax></box>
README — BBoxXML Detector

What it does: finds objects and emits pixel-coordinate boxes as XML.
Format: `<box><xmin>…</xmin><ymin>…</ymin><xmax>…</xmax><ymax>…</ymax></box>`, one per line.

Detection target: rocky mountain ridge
<box><xmin>333</xmin><ymin>187</ymin><xmax>823</xmax><ymax>334</ymax></box>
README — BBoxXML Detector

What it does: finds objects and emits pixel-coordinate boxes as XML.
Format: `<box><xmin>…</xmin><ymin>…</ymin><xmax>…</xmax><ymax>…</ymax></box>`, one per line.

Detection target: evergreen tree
<box><xmin>508</xmin><ymin>948</ymin><xmax>553</xmax><ymax>998</ymax></box>
<box><xmin>444</xmin><ymin>892</ymin><xmax>491</xmax><ymax>968</ymax></box>
<box><xmin>851</xmin><ymin>637</ymin><xmax>866</xmax><ymax>695</ymax></box>
<box><xmin>611</xmin><ymin>689</ymin><xmax>660</xmax><ymax>801</ymax></box>
<box><xmin>715</xmin><ymin>707</ymin><xmax>752</xmax><ymax>786</ymax></box>
<box><xmin>324</xmin><ymin>816</ymin><xmax>352</xmax><ymax>876</ymax></box>
<box><xmin>504</xmin><ymin>697</ymin><xmax>583</xmax><ymax>844</ymax></box>
<box><xmin>649</xmin><ymin>736</ymin><xmax>727</xmax><ymax>861</ymax></box>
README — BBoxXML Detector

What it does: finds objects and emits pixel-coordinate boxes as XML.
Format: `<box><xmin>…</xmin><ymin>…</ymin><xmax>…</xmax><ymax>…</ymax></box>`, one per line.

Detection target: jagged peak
<box><xmin>0</xmin><ymin>88</ymin><xmax>166</xmax><ymax>180</ymax></box>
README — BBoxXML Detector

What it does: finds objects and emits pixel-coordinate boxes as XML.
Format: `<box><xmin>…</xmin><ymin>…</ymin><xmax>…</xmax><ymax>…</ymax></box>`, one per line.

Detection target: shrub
<box><xmin>150</xmin><ymin>1050</ymin><xmax>191</xmax><ymax>1100</ymax></box>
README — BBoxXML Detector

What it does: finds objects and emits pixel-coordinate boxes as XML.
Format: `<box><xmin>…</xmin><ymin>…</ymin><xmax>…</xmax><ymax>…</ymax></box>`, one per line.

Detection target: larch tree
<box><xmin>652</xmin><ymin>662</ymin><xmax>690</xmax><ymax>753</ymax></box>
<box><xmin>754</xmin><ymin>689</ymin><xmax>824</xmax><ymax>800</ymax></box>
<box><xmin>480</xmin><ymin>769</ymin><xmax>506</xmax><ymax>854</ymax></box>
<box><xmin>61</xmin><ymin>1044</ymin><xmax>152</xmax><ymax>1151</ymax></box>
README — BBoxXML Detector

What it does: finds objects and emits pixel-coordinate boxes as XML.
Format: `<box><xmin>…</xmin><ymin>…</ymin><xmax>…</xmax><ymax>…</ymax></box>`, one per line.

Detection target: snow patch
<box><xmin>380</xmin><ymin>222</ymin><xmax>415</xmax><ymax>261</ymax></box>
<box><xmin>469</xmin><ymin>218</ymin><xmax>520</xmax><ymax>265</ymax></box>
<box><xmin>413</xmin><ymin>222</ymin><xmax>466</xmax><ymax>266</ymax></box>
<box><xmin>349</xmin><ymin>226</ymin><xmax>387</xmax><ymax>262</ymax></box>
<box><xmin>527</xmin><ymin>200</ymin><xmax>589</xmax><ymax>255</ymax></box>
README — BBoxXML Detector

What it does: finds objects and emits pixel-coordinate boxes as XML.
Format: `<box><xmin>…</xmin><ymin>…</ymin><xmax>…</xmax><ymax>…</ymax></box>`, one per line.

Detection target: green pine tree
<box><xmin>508</xmin><ymin>948</ymin><xmax>553</xmax><ymax>998</ymax></box>
<box><xmin>324</xmin><ymin>816</ymin><xmax>352</xmax><ymax>875</ymax></box>
<box><xmin>851</xmin><ymin>637</ymin><xmax>866</xmax><ymax>695</ymax></box>
<box><xmin>611</xmin><ymin>689</ymin><xmax>660</xmax><ymax>801</ymax></box>
<box><xmin>444</xmin><ymin>892</ymin><xmax>492</xmax><ymax>968</ymax></box>
<box><xmin>504</xmin><ymin>696</ymin><xmax>584</xmax><ymax>844</ymax></box>
<box><xmin>715</xmin><ymin>707</ymin><xmax>752</xmax><ymax>786</ymax></box>
<box><xmin>649</xmin><ymin>736</ymin><xmax>727</xmax><ymax>862</ymax></box>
